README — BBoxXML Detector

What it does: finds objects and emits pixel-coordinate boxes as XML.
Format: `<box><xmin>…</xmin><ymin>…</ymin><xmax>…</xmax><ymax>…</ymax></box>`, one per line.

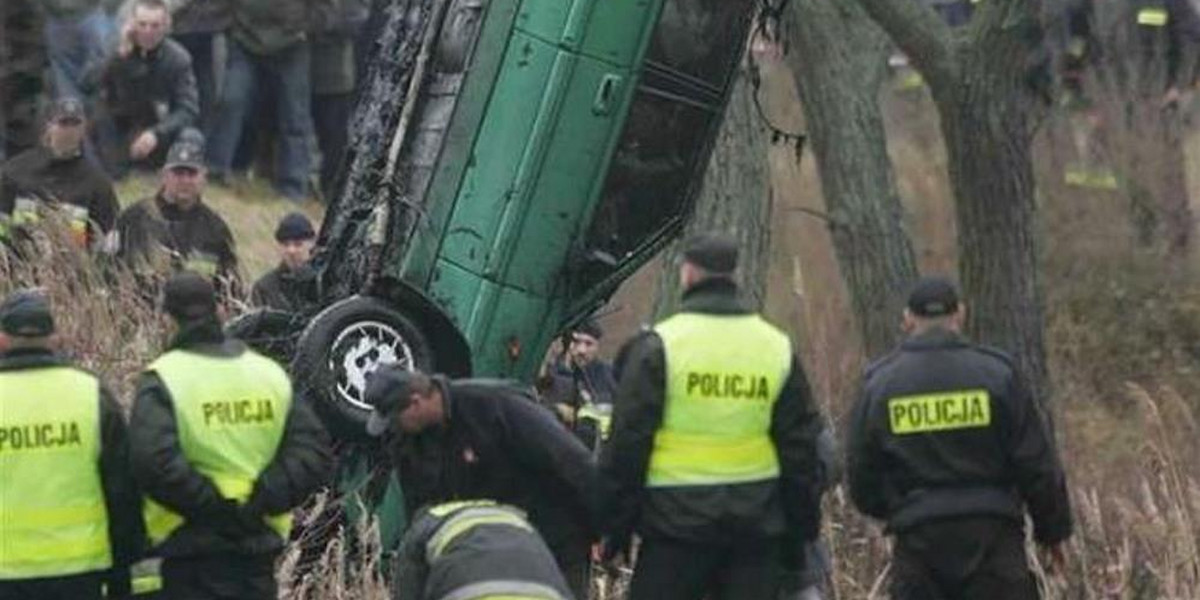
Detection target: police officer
<box><xmin>0</xmin><ymin>289</ymin><xmax>143</xmax><ymax>600</ymax></box>
<box><xmin>250</xmin><ymin>212</ymin><xmax>318</xmax><ymax>312</ymax></box>
<box><xmin>392</xmin><ymin>500</ymin><xmax>574</xmax><ymax>600</ymax></box>
<box><xmin>847</xmin><ymin>277</ymin><xmax>1073</xmax><ymax>600</ymax></box>
<box><xmin>115</xmin><ymin>132</ymin><xmax>238</xmax><ymax>284</ymax></box>
<box><xmin>599</xmin><ymin>233</ymin><xmax>824</xmax><ymax>600</ymax></box>
<box><xmin>0</xmin><ymin>98</ymin><xmax>120</xmax><ymax>249</ymax></box>
<box><xmin>364</xmin><ymin>366</ymin><xmax>599</xmax><ymax>599</ymax></box>
<box><xmin>129</xmin><ymin>272</ymin><xmax>332</xmax><ymax>599</ymax></box>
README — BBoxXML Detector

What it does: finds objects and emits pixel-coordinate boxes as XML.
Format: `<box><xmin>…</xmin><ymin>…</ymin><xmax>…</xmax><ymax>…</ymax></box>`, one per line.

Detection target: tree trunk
<box><xmin>934</xmin><ymin>65</ymin><xmax>1050</xmax><ymax>402</ymax></box>
<box><xmin>655</xmin><ymin>67</ymin><xmax>774</xmax><ymax>317</ymax></box>
<box><xmin>785</xmin><ymin>0</ymin><xmax>920</xmax><ymax>359</ymax></box>
<box><xmin>856</xmin><ymin>0</ymin><xmax>1053</xmax><ymax>400</ymax></box>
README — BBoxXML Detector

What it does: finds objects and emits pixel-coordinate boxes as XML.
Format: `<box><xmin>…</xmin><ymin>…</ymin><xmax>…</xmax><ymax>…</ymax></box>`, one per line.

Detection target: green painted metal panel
<box><xmin>517</xmin><ymin>0</ymin><xmax>659</xmax><ymax>68</ymax></box>
<box><xmin>426</xmin><ymin>258</ymin><xmax>484</xmax><ymax>334</ymax></box>
<box><xmin>397</xmin><ymin>0</ymin><xmax>522</xmax><ymax>287</ymax></box>
<box><xmin>438</xmin><ymin>30</ymin><xmax>560</xmax><ymax>273</ymax></box>
<box><xmin>577</xmin><ymin>0</ymin><xmax>658</xmax><ymax>67</ymax></box>
<box><xmin>469</xmin><ymin>284</ymin><xmax>559</xmax><ymax>377</ymax></box>
<box><xmin>495</xmin><ymin>54</ymin><xmax>631</xmax><ymax>295</ymax></box>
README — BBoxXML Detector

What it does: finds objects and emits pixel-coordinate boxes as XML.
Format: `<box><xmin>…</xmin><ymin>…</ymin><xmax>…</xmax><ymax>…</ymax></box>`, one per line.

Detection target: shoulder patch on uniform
<box><xmin>888</xmin><ymin>389</ymin><xmax>992</xmax><ymax>434</ymax></box>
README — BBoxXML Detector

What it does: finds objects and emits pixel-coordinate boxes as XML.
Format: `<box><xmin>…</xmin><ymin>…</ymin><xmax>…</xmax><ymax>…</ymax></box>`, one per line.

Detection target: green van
<box><xmin>273</xmin><ymin>0</ymin><xmax>762</xmax><ymax>441</ymax></box>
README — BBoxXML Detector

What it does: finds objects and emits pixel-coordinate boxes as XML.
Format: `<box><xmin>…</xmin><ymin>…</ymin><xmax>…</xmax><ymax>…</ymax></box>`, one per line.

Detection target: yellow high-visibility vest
<box><xmin>0</xmin><ymin>367</ymin><xmax>111</xmax><ymax>579</ymax></box>
<box><xmin>142</xmin><ymin>349</ymin><xmax>294</xmax><ymax>546</ymax></box>
<box><xmin>646</xmin><ymin>313</ymin><xmax>791</xmax><ymax>487</ymax></box>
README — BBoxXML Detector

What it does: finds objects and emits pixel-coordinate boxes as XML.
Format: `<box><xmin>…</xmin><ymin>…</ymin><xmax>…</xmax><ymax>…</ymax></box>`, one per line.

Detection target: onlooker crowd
<box><xmin>3</xmin><ymin>0</ymin><xmax>370</xmax><ymax>202</ymax></box>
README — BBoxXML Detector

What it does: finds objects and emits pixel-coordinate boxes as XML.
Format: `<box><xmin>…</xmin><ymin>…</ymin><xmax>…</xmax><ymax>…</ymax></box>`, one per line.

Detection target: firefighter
<box><xmin>599</xmin><ymin>233</ymin><xmax>824</xmax><ymax>600</ymax></box>
<box><xmin>847</xmin><ymin>277</ymin><xmax>1073</xmax><ymax>600</ymax></box>
<box><xmin>0</xmin><ymin>289</ymin><xmax>143</xmax><ymax>600</ymax></box>
<box><xmin>129</xmin><ymin>272</ymin><xmax>332</xmax><ymax>599</ymax></box>
<box><xmin>391</xmin><ymin>500</ymin><xmax>574</xmax><ymax>600</ymax></box>
<box><xmin>364</xmin><ymin>366</ymin><xmax>599</xmax><ymax>599</ymax></box>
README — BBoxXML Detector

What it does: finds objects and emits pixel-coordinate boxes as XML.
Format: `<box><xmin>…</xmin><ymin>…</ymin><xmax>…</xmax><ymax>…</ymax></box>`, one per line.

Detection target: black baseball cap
<box><xmin>162</xmin><ymin>272</ymin><xmax>217</xmax><ymax>321</ymax></box>
<box><xmin>274</xmin><ymin>212</ymin><xmax>316</xmax><ymax>242</ymax></box>
<box><xmin>907</xmin><ymin>276</ymin><xmax>960</xmax><ymax>317</ymax></box>
<box><xmin>682</xmin><ymin>233</ymin><xmax>738</xmax><ymax>274</ymax></box>
<box><xmin>0</xmin><ymin>289</ymin><xmax>54</xmax><ymax>337</ymax></box>
<box><xmin>164</xmin><ymin>135</ymin><xmax>205</xmax><ymax>170</ymax></box>
<box><xmin>364</xmin><ymin>364</ymin><xmax>424</xmax><ymax>437</ymax></box>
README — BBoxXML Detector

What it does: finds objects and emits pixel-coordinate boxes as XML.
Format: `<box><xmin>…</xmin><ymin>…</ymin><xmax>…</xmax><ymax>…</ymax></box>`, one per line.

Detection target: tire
<box><xmin>292</xmin><ymin>295</ymin><xmax>434</xmax><ymax>442</ymax></box>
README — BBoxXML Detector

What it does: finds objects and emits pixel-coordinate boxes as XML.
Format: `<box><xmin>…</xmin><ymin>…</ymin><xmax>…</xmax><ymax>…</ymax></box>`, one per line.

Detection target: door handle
<box><xmin>592</xmin><ymin>74</ymin><xmax>623</xmax><ymax>116</ymax></box>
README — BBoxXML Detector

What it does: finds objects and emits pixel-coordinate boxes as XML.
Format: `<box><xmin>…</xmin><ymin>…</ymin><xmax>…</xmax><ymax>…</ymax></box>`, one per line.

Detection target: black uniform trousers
<box><xmin>160</xmin><ymin>555</ymin><xmax>276</xmax><ymax>600</ymax></box>
<box><xmin>890</xmin><ymin>517</ymin><xmax>1038</xmax><ymax>600</ymax></box>
<box><xmin>628</xmin><ymin>536</ymin><xmax>782</xmax><ymax>600</ymax></box>
<box><xmin>0</xmin><ymin>573</ymin><xmax>103</xmax><ymax>600</ymax></box>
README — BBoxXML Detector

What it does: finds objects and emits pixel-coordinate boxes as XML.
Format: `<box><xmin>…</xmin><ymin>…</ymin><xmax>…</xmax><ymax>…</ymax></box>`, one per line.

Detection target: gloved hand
<box><xmin>104</xmin><ymin>566</ymin><xmax>132</xmax><ymax>599</ymax></box>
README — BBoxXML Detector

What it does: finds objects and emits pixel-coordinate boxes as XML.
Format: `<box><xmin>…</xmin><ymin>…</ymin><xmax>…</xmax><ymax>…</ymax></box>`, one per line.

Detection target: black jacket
<box><xmin>1</xmin><ymin>146</ymin><xmax>120</xmax><ymax>239</ymax></box>
<box><xmin>0</xmin><ymin>348</ymin><xmax>144</xmax><ymax>596</ymax></box>
<box><xmin>847</xmin><ymin>328</ymin><xmax>1073</xmax><ymax>545</ymax></box>
<box><xmin>393</xmin><ymin>379</ymin><xmax>599</xmax><ymax>560</ymax></box>
<box><xmin>129</xmin><ymin>320</ymin><xmax>333</xmax><ymax>558</ymax></box>
<box><xmin>90</xmin><ymin>39</ymin><xmax>199</xmax><ymax>143</ymax></box>
<box><xmin>392</xmin><ymin>503</ymin><xmax>572</xmax><ymax>600</ymax></box>
<box><xmin>600</xmin><ymin>278</ymin><xmax>824</xmax><ymax>559</ymax></box>
<box><xmin>250</xmin><ymin>263</ymin><xmax>318</xmax><ymax>312</ymax></box>
<box><xmin>115</xmin><ymin>192</ymin><xmax>238</xmax><ymax>281</ymax></box>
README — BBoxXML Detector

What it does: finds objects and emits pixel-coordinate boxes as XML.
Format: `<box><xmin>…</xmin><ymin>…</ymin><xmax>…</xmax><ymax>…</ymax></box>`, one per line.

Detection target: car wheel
<box><xmin>292</xmin><ymin>295</ymin><xmax>433</xmax><ymax>442</ymax></box>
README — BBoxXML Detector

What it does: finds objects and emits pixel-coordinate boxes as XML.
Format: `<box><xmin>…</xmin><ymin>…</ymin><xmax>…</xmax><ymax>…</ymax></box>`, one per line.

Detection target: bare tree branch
<box><xmin>855</xmin><ymin>0</ymin><xmax>958</xmax><ymax>87</ymax></box>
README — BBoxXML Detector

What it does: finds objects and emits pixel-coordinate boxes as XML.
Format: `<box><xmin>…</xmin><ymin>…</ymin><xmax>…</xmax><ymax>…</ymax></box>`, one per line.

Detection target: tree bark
<box><xmin>655</xmin><ymin>67</ymin><xmax>775</xmax><ymax>317</ymax></box>
<box><xmin>784</xmin><ymin>0</ymin><xmax>920</xmax><ymax>359</ymax></box>
<box><xmin>856</xmin><ymin>0</ymin><xmax>1053</xmax><ymax>401</ymax></box>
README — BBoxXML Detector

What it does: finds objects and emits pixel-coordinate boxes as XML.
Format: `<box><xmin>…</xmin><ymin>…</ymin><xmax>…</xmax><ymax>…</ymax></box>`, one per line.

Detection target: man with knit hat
<box><xmin>847</xmin><ymin>276</ymin><xmax>1073</xmax><ymax>600</ymax></box>
<box><xmin>599</xmin><ymin>233</ymin><xmax>824</xmax><ymax>600</ymax></box>
<box><xmin>251</xmin><ymin>212</ymin><xmax>318</xmax><ymax>312</ymax></box>
<box><xmin>128</xmin><ymin>272</ymin><xmax>332</xmax><ymax>599</ymax></box>
<box><xmin>0</xmin><ymin>288</ymin><xmax>143</xmax><ymax>599</ymax></box>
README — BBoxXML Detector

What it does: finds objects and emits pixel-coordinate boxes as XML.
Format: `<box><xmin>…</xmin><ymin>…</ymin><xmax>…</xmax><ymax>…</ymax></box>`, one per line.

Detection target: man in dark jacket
<box><xmin>311</xmin><ymin>0</ymin><xmax>368</xmax><ymax>201</ymax></box>
<box><xmin>129</xmin><ymin>272</ymin><xmax>332</xmax><ymax>599</ymax></box>
<box><xmin>599</xmin><ymin>233</ymin><xmax>824</xmax><ymax>600</ymax></box>
<box><xmin>170</xmin><ymin>0</ymin><xmax>232</xmax><ymax>135</ymax></box>
<box><xmin>848</xmin><ymin>277</ymin><xmax>1073</xmax><ymax>600</ymax></box>
<box><xmin>392</xmin><ymin>500</ymin><xmax>574</xmax><ymax>600</ymax></box>
<box><xmin>0</xmin><ymin>0</ymin><xmax>47</xmax><ymax>160</ymax></box>
<box><xmin>206</xmin><ymin>0</ymin><xmax>336</xmax><ymax>200</ymax></box>
<box><xmin>116</xmin><ymin>133</ymin><xmax>239</xmax><ymax>286</ymax></box>
<box><xmin>90</xmin><ymin>0</ymin><xmax>199</xmax><ymax>176</ymax></box>
<box><xmin>364</xmin><ymin>366</ymin><xmax>599</xmax><ymax>599</ymax></box>
<box><xmin>0</xmin><ymin>289</ymin><xmax>143</xmax><ymax>600</ymax></box>
<box><xmin>251</xmin><ymin>212</ymin><xmax>318</xmax><ymax>312</ymax></box>
<box><xmin>0</xmin><ymin>97</ymin><xmax>119</xmax><ymax>250</ymax></box>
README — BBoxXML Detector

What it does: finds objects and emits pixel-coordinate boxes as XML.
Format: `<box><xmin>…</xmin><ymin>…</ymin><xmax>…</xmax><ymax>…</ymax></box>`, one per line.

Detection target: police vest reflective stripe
<box><xmin>440</xmin><ymin>580</ymin><xmax>567</xmax><ymax>600</ymax></box>
<box><xmin>142</xmin><ymin>349</ymin><xmax>294</xmax><ymax>546</ymax></box>
<box><xmin>425</xmin><ymin>503</ymin><xmax>534</xmax><ymax>562</ymax></box>
<box><xmin>1138</xmin><ymin>6</ymin><xmax>1169</xmax><ymax>26</ymax></box>
<box><xmin>646</xmin><ymin>313</ymin><xmax>791</xmax><ymax>487</ymax></box>
<box><xmin>0</xmin><ymin>367</ymin><xmax>111</xmax><ymax>578</ymax></box>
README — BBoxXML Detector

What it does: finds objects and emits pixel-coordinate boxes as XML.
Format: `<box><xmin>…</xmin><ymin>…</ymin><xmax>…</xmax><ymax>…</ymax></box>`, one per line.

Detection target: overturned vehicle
<box><xmin>232</xmin><ymin>0</ymin><xmax>762</xmax><ymax>552</ymax></box>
